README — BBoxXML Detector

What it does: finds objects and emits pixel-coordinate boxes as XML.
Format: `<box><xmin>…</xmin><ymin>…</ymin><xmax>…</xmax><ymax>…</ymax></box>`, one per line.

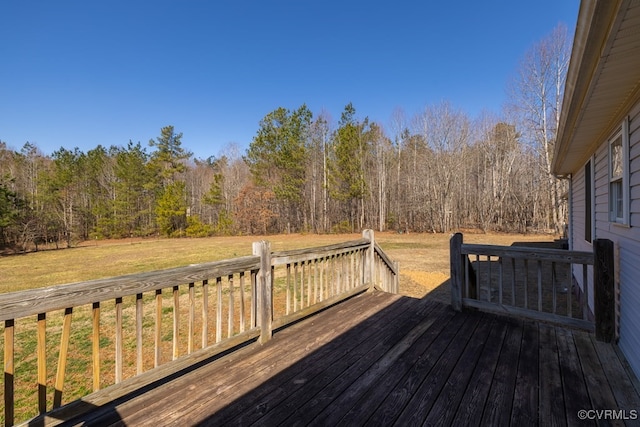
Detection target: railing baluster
<box><xmin>524</xmin><ymin>259</ymin><xmax>529</xmax><ymax>310</ymax></box>
<box><xmin>54</xmin><ymin>307</ymin><xmax>73</xmax><ymax>408</ymax></box>
<box><xmin>464</xmin><ymin>256</ymin><xmax>470</xmax><ymax>298</ymax></box>
<box><xmin>135</xmin><ymin>295</ymin><xmax>142</xmax><ymax>376</ymax></box>
<box><xmin>4</xmin><ymin>319</ymin><xmax>15</xmax><ymax>426</ymax></box>
<box><xmin>537</xmin><ymin>260</ymin><xmax>543</xmax><ymax>312</ymax></box>
<box><xmin>216</xmin><ymin>277</ymin><xmax>222</xmax><ymax>343</ymax></box>
<box><xmin>239</xmin><ymin>272</ymin><xmax>246</xmax><ymax>333</ymax></box>
<box><xmin>37</xmin><ymin>313</ymin><xmax>47</xmax><ymax>413</ymax></box>
<box><xmin>567</xmin><ymin>264</ymin><xmax>573</xmax><ymax>318</ymax></box>
<box><xmin>155</xmin><ymin>289</ymin><xmax>162</xmax><ymax>368</ymax></box>
<box><xmin>293</xmin><ymin>263</ymin><xmax>298</xmax><ymax>312</ymax></box>
<box><xmin>188</xmin><ymin>283</ymin><xmax>195</xmax><ymax>354</ymax></box>
<box><xmin>307</xmin><ymin>260</ymin><xmax>312</xmax><ymax>307</ymax></box>
<box><xmin>300</xmin><ymin>261</ymin><xmax>305</xmax><ymax>309</ymax></box>
<box><xmin>91</xmin><ymin>302</ymin><xmax>100</xmax><ymax>391</ymax></box>
<box><xmin>488</xmin><ymin>255</ymin><xmax>493</xmax><ymax>302</ymax></box>
<box><xmin>202</xmin><ymin>279</ymin><xmax>209</xmax><ymax>348</ymax></box>
<box><xmin>286</xmin><ymin>263</ymin><xmax>291</xmax><ymax>315</ymax></box>
<box><xmin>173</xmin><ymin>285</ymin><xmax>180</xmax><ymax>360</ymax></box>
<box><xmin>475</xmin><ymin>254</ymin><xmax>480</xmax><ymax>300</ymax></box>
<box><xmin>511</xmin><ymin>258</ymin><xmax>516</xmax><ymax>306</ymax></box>
<box><xmin>228</xmin><ymin>275</ymin><xmax>234</xmax><ymax>338</ymax></box>
<box><xmin>251</xmin><ymin>270</ymin><xmax>257</xmax><ymax>328</ymax></box>
<box><xmin>552</xmin><ymin>262</ymin><xmax>557</xmax><ymax>314</ymax></box>
<box><xmin>498</xmin><ymin>256</ymin><xmax>503</xmax><ymax>304</ymax></box>
<box><xmin>583</xmin><ymin>264</ymin><xmax>589</xmax><ymax>320</ymax></box>
<box><xmin>115</xmin><ymin>297</ymin><xmax>123</xmax><ymax>383</ymax></box>
<box><xmin>313</xmin><ymin>259</ymin><xmax>319</xmax><ymax>304</ymax></box>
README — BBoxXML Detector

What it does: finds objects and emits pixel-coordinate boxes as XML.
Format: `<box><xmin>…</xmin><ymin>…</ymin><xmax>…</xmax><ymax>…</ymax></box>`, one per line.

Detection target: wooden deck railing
<box><xmin>0</xmin><ymin>230</ymin><xmax>397</xmax><ymax>426</ymax></box>
<box><xmin>450</xmin><ymin>233</ymin><xmax>616</xmax><ymax>340</ymax></box>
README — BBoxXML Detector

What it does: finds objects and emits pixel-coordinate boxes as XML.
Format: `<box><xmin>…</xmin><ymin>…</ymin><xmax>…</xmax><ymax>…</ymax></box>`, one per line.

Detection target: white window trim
<box><xmin>608</xmin><ymin>117</ymin><xmax>630</xmax><ymax>225</ymax></box>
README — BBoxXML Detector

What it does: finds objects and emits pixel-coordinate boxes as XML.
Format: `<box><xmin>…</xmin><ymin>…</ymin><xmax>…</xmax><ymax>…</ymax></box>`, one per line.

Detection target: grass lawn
<box><xmin>0</xmin><ymin>230</ymin><xmax>559</xmax><ymax>297</ymax></box>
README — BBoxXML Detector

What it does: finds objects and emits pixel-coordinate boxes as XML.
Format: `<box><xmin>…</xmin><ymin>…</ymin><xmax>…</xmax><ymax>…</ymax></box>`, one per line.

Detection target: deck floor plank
<box><xmin>391</xmin><ymin>311</ymin><xmax>483</xmax><ymax>426</ymax></box>
<box><xmin>307</xmin><ymin>300</ymin><xmax>456</xmax><ymax>426</ymax></box>
<box><xmin>573</xmin><ymin>331</ymin><xmax>624</xmax><ymax>426</ymax></box>
<box><xmin>449</xmin><ymin>317</ymin><xmax>509</xmax><ymax>427</ymax></box>
<box><xmin>421</xmin><ymin>314</ymin><xmax>498</xmax><ymax>426</ymax></box>
<box><xmin>511</xmin><ymin>320</ymin><xmax>541</xmax><ymax>426</ymax></box>
<box><xmin>40</xmin><ymin>290</ymin><xmax>640</xmax><ymax>427</ymax></box>
<box><xmin>538</xmin><ymin>323</ymin><xmax>567</xmax><ymax>427</ymax></box>
<box><xmin>556</xmin><ymin>327</ymin><xmax>593</xmax><ymax>427</ymax></box>
<box><xmin>255</xmin><ymin>297</ymin><xmax>445</xmax><ymax>426</ymax></box>
<box><xmin>335</xmin><ymin>304</ymin><xmax>459</xmax><ymax>426</ymax></box>
<box><xmin>224</xmin><ymin>295</ymin><xmax>437</xmax><ymax>426</ymax></box>
<box><xmin>364</xmin><ymin>309</ymin><xmax>471</xmax><ymax>426</ymax></box>
<box><xmin>480</xmin><ymin>316</ymin><xmax>524</xmax><ymax>427</ymax></box>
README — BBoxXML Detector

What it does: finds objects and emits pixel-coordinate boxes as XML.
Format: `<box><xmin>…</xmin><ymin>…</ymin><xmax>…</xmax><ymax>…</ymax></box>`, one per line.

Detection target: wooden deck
<box><xmin>37</xmin><ymin>290</ymin><xmax>640</xmax><ymax>427</ymax></box>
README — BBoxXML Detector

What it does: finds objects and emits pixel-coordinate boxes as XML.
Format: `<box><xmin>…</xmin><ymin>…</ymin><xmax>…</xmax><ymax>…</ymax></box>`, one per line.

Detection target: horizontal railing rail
<box><xmin>1</xmin><ymin>230</ymin><xmax>398</xmax><ymax>427</ymax></box>
<box><xmin>450</xmin><ymin>233</ymin><xmax>616</xmax><ymax>339</ymax></box>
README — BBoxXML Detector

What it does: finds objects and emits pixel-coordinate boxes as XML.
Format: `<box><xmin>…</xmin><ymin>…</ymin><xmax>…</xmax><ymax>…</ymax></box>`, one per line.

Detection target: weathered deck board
<box><xmin>36</xmin><ymin>291</ymin><xmax>640</xmax><ymax>427</ymax></box>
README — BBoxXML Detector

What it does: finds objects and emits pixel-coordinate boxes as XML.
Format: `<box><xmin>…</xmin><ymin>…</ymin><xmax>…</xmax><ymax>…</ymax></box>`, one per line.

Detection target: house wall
<box><xmin>571</xmin><ymin>99</ymin><xmax>640</xmax><ymax>377</ymax></box>
<box><xmin>570</xmin><ymin>160</ymin><xmax>595</xmax><ymax>313</ymax></box>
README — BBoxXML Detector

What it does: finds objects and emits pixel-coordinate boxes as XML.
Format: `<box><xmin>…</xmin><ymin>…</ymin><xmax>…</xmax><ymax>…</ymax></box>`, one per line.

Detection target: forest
<box><xmin>0</xmin><ymin>25</ymin><xmax>570</xmax><ymax>251</ymax></box>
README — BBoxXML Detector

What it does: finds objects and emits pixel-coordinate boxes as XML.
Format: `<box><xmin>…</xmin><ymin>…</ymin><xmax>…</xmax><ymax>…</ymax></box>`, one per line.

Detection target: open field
<box><xmin>0</xmin><ymin>231</ymin><xmax>560</xmax><ymax>298</ymax></box>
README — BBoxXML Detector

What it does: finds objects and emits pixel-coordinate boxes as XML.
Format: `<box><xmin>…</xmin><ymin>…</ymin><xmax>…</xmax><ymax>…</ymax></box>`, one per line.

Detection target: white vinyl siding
<box><xmin>569</xmin><ymin>100</ymin><xmax>640</xmax><ymax>378</ymax></box>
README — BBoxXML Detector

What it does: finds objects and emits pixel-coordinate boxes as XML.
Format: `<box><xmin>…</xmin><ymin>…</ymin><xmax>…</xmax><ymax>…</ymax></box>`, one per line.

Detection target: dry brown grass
<box><xmin>0</xmin><ymin>230</ymin><xmax>558</xmax><ymax>296</ymax></box>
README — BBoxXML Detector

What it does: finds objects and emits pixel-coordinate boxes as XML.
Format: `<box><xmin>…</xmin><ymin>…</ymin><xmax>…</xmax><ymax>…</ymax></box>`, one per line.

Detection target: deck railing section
<box><xmin>1</xmin><ymin>256</ymin><xmax>261</xmax><ymax>426</ymax></box>
<box><xmin>1</xmin><ymin>230</ymin><xmax>397</xmax><ymax>426</ymax></box>
<box><xmin>450</xmin><ymin>233</ymin><xmax>616</xmax><ymax>339</ymax></box>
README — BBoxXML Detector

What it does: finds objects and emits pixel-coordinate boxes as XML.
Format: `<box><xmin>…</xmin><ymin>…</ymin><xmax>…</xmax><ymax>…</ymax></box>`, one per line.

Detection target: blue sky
<box><xmin>1</xmin><ymin>1</ymin><xmax>579</xmax><ymax>159</ymax></box>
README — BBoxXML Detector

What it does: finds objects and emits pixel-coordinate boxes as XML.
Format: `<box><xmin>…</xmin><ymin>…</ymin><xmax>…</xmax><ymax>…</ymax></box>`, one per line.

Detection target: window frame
<box><xmin>608</xmin><ymin>117</ymin><xmax>630</xmax><ymax>225</ymax></box>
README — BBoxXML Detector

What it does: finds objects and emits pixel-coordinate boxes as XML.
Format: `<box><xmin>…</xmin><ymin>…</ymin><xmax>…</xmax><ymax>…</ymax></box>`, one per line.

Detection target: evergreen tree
<box><xmin>245</xmin><ymin>105</ymin><xmax>312</xmax><ymax>232</ymax></box>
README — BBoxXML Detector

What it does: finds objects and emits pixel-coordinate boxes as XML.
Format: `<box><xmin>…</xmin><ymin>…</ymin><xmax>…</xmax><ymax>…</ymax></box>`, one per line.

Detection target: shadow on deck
<box><xmin>41</xmin><ymin>290</ymin><xmax>640</xmax><ymax>426</ymax></box>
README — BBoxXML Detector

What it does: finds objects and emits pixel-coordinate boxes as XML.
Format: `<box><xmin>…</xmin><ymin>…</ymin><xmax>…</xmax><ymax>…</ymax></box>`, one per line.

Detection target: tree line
<box><xmin>0</xmin><ymin>24</ymin><xmax>570</xmax><ymax>250</ymax></box>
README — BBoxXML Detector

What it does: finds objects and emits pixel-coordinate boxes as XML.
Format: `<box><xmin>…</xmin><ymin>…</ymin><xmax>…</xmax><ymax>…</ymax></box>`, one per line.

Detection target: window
<box><xmin>609</xmin><ymin>117</ymin><xmax>630</xmax><ymax>224</ymax></box>
<box><xmin>585</xmin><ymin>158</ymin><xmax>594</xmax><ymax>242</ymax></box>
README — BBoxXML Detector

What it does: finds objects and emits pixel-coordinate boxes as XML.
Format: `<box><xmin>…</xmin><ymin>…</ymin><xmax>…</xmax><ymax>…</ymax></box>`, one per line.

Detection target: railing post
<box><xmin>253</xmin><ymin>241</ymin><xmax>272</xmax><ymax>344</ymax></box>
<box><xmin>450</xmin><ymin>233</ymin><xmax>463</xmax><ymax>311</ymax></box>
<box><xmin>393</xmin><ymin>261</ymin><xmax>400</xmax><ymax>294</ymax></box>
<box><xmin>363</xmin><ymin>229</ymin><xmax>376</xmax><ymax>290</ymax></box>
<box><xmin>594</xmin><ymin>238</ymin><xmax>615</xmax><ymax>342</ymax></box>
